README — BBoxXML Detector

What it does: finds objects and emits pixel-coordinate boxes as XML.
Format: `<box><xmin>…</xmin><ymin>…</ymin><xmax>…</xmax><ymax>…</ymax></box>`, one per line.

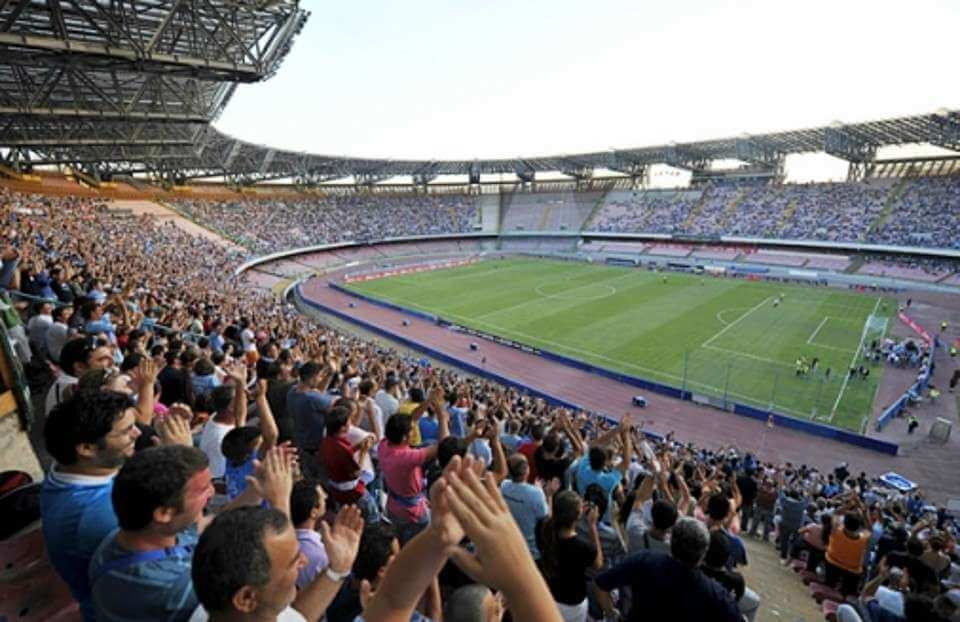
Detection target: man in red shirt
<box><xmin>320</xmin><ymin>404</ymin><xmax>378</xmax><ymax>522</ymax></box>
<box><xmin>517</xmin><ymin>423</ymin><xmax>545</xmax><ymax>483</ymax></box>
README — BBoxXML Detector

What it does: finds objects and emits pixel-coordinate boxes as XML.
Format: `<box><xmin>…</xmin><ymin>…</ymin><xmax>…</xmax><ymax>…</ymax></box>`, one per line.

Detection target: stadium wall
<box><xmin>319</xmin><ymin>281</ymin><xmax>900</xmax><ymax>456</ymax></box>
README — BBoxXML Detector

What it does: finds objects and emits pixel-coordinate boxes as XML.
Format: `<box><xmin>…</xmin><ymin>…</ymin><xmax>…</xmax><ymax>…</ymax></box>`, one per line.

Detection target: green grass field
<box><xmin>346</xmin><ymin>257</ymin><xmax>895</xmax><ymax>432</ymax></box>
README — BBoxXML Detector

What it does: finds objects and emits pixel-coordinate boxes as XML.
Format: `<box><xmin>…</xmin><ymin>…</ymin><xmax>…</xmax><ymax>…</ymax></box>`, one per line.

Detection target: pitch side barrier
<box><xmin>321</xmin><ymin>281</ymin><xmax>899</xmax><ymax>456</ymax></box>
<box><xmin>292</xmin><ymin>284</ymin><xmax>647</xmax><ymax>442</ymax></box>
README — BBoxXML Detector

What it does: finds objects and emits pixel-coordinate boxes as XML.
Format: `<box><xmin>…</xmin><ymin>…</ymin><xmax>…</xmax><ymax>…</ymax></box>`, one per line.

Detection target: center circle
<box><xmin>534</xmin><ymin>281</ymin><xmax>617</xmax><ymax>301</ymax></box>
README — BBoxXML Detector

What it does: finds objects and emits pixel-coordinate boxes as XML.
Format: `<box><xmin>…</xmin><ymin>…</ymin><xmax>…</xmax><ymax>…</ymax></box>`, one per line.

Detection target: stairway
<box><xmin>537</xmin><ymin>204</ymin><xmax>555</xmax><ymax>230</ymax></box>
<box><xmin>682</xmin><ymin>187</ymin><xmax>711</xmax><ymax>229</ymax></box>
<box><xmin>776</xmin><ymin>199</ymin><xmax>800</xmax><ymax>234</ymax></box>
<box><xmin>718</xmin><ymin>188</ymin><xmax>750</xmax><ymax>229</ymax></box>
<box><xmin>865</xmin><ymin>178</ymin><xmax>909</xmax><ymax>239</ymax></box>
<box><xmin>845</xmin><ymin>254</ymin><xmax>865</xmax><ymax>274</ymax></box>
<box><xmin>581</xmin><ymin>184</ymin><xmax>616</xmax><ymax>231</ymax></box>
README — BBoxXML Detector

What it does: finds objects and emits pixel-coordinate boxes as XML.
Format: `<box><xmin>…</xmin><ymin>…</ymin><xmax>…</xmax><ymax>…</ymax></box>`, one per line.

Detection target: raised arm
<box><xmin>225</xmin><ymin>360</ymin><xmax>249</xmax><ymax>426</ymax></box>
<box><xmin>255</xmin><ymin>379</ymin><xmax>279</xmax><ymax>455</ymax></box>
<box><xmin>293</xmin><ymin>506</ymin><xmax>364</xmax><ymax>620</ymax></box>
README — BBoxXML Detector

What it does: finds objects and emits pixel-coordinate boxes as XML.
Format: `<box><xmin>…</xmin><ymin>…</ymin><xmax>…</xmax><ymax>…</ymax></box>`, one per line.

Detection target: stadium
<box><xmin>0</xmin><ymin>2</ymin><xmax>958</xmax><ymax>622</ymax></box>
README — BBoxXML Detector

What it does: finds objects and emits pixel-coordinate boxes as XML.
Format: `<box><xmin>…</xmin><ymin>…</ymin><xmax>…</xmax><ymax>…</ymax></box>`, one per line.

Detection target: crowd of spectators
<box><xmin>1</xmin><ymin>185</ymin><xmax>957</xmax><ymax>622</ymax></box>
<box><xmin>871</xmin><ymin>178</ymin><xmax>960</xmax><ymax>250</ymax></box>
<box><xmin>589</xmin><ymin>176</ymin><xmax>960</xmax><ymax>251</ymax></box>
<box><xmin>174</xmin><ymin>194</ymin><xmax>479</xmax><ymax>255</ymax></box>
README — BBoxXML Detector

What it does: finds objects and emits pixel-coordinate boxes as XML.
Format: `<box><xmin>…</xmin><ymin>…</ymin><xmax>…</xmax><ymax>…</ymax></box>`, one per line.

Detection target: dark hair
<box><xmin>112</xmin><ymin>446</ymin><xmax>209</xmax><ymax>530</ymax></box>
<box><xmin>58</xmin><ymin>337</ymin><xmax>96</xmax><ymax>377</ymax></box>
<box><xmin>221</xmin><ymin>426</ymin><xmax>261</xmax><ymax>467</ymax></box>
<box><xmin>588</xmin><ymin>446</ymin><xmax>607</xmax><ymax>471</ymax></box>
<box><xmin>385</xmin><ymin>414</ymin><xmax>412</xmax><ymax>444</ymax></box>
<box><xmin>192</xmin><ymin>506</ymin><xmax>290</xmax><ymax>614</ymax></box>
<box><xmin>583</xmin><ymin>483</ymin><xmax>608</xmax><ymax>519</ymax></box>
<box><xmin>43</xmin><ymin>391</ymin><xmax>131</xmax><ymax>465</ymax></box>
<box><xmin>820</xmin><ymin>513</ymin><xmax>833</xmax><ymax>546</ymax></box>
<box><xmin>651</xmin><ymin>499</ymin><xmax>679</xmax><ymax>531</ymax></box>
<box><xmin>907</xmin><ymin>536</ymin><xmax>925</xmax><ymax>557</ymax></box>
<box><xmin>541</xmin><ymin>433</ymin><xmax>560</xmax><ymax>454</ymax></box>
<box><xmin>52</xmin><ymin>304</ymin><xmax>73</xmax><ymax>322</ymax></box>
<box><xmin>706</xmin><ymin>493</ymin><xmax>731</xmax><ymax>522</ymax></box>
<box><xmin>290</xmin><ymin>479</ymin><xmax>320</xmax><ymax>526</ymax></box>
<box><xmin>299</xmin><ymin>361</ymin><xmax>322</xmax><ymax>382</ymax></box>
<box><xmin>194</xmin><ymin>358</ymin><xmax>215</xmax><ymax>377</ymax></box>
<box><xmin>528</xmin><ymin>424</ymin><xmax>545</xmax><ymax>442</ymax></box>
<box><xmin>211</xmin><ymin>385</ymin><xmax>235</xmax><ymax>414</ymax></box>
<box><xmin>437</xmin><ymin>436</ymin><xmax>468</xmax><ymax>468</ymax></box>
<box><xmin>359</xmin><ymin>379</ymin><xmax>375</xmax><ymax>396</ymax></box>
<box><xmin>120</xmin><ymin>352</ymin><xmax>144</xmax><ymax>373</ymax></box>
<box><xmin>842</xmin><ymin>512</ymin><xmax>862</xmax><ymax>533</ymax></box>
<box><xmin>409</xmin><ymin>387</ymin><xmax>425</xmax><ymax>403</ymax></box>
<box><xmin>257</xmin><ymin>360</ymin><xmax>279</xmax><ymax>381</ymax></box>
<box><xmin>354</xmin><ymin>522</ymin><xmax>398</xmax><ymax>582</ymax></box>
<box><xmin>507</xmin><ymin>454</ymin><xmax>529</xmax><ymax>481</ymax></box>
<box><xmin>704</xmin><ymin>530</ymin><xmax>732</xmax><ymax>568</ymax></box>
<box><xmin>540</xmin><ymin>490</ymin><xmax>582</xmax><ymax>578</ymax></box>
<box><xmin>325</xmin><ymin>405</ymin><xmax>351</xmax><ymax>436</ymax></box>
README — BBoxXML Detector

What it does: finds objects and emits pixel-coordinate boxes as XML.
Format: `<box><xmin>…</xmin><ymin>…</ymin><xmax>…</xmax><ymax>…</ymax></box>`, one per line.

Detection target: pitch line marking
<box><xmin>716</xmin><ymin>307</ymin><xmax>749</xmax><ymax>326</ymax></box>
<box><xmin>807</xmin><ymin>317</ymin><xmax>829</xmax><ymax>345</ymax></box>
<box><xmin>702</xmin><ymin>297</ymin><xmax>771</xmax><ymax>349</ymax></box>
<box><xmin>826</xmin><ymin>297</ymin><xmax>882</xmax><ymax>423</ymax></box>
<box><xmin>345</xmin><ymin>289</ymin><xmax>828</xmax><ymax>420</ymax></box>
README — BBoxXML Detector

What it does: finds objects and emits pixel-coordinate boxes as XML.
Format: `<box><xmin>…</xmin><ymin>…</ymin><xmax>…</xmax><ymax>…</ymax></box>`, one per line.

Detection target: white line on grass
<box><xmin>702</xmin><ymin>344</ymin><xmax>794</xmax><ymax>369</ymax></box>
<box><xmin>807</xmin><ymin>317</ymin><xmax>829</xmax><ymax>345</ymax></box>
<box><xmin>352</xmin><ymin>290</ymin><xmax>814</xmax><ymax>417</ymax></box>
<box><xmin>702</xmin><ymin>297</ymin><xmax>771</xmax><ymax>349</ymax></box>
<box><xmin>827</xmin><ymin>297</ymin><xmax>881</xmax><ymax>422</ymax></box>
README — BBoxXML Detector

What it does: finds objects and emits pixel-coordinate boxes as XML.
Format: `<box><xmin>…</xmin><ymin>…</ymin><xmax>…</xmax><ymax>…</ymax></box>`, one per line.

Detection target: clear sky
<box><xmin>216</xmin><ymin>0</ymin><xmax>960</xmax><ymax>182</ymax></box>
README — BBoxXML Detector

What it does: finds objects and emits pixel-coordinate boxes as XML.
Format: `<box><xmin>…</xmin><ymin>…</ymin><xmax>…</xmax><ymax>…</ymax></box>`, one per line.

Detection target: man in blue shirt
<box><xmin>90</xmin><ymin>446</ymin><xmax>215</xmax><ymax>622</ymax></box>
<box><xmin>575</xmin><ymin>425</ymin><xmax>632</xmax><ymax>524</ymax></box>
<box><xmin>286</xmin><ymin>362</ymin><xmax>335</xmax><ymax>474</ymax></box>
<box><xmin>40</xmin><ymin>391</ymin><xmax>141</xmax><ymax>621</ymax></box>
<box><xmin>500</xmin><ymin>455</ymin><xmax>550</xmax><ymax>559</ymax></box>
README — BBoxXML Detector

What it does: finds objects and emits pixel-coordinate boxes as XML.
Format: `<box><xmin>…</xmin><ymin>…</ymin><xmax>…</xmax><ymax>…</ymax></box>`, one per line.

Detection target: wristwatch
<box><xmin>324</xmin><ymin>567</ymin><xmax>350</xmax><ymax>582</ymax></box>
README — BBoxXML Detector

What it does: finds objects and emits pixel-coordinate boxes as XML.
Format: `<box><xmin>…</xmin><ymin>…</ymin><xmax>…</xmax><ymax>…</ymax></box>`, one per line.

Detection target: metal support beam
<box><xmin>514</xmin><ymin>161</ymin><xmax>535</xmax><ymax>183</ymax></box>
<box><xmin>825</xmin><ymin>125</ymin><xmax>877</xmax><ymax>163</ymax></box>
<box><xmin>664</xmin><ymin>144</ymin><xmax>709</xmax><ymax>171</ymax></box>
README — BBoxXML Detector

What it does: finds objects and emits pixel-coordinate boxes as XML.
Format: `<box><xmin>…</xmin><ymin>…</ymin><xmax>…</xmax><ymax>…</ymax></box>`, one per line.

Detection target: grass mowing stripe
<box><xmin>347</xmin><ymin>259</ymin><xmax>891</xmax><ymax>430</ymax></box>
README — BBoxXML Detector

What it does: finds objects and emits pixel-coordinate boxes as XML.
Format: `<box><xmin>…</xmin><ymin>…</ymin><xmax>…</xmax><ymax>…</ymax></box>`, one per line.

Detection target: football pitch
<box><xmin>345</xmin><ymin>257</ymin><xmax>895</xmax><ymax>432</ymax></box>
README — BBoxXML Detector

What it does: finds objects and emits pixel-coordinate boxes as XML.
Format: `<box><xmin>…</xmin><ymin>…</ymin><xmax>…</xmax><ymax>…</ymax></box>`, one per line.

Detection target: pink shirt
<box><xmin>378</xmin><ymin>439</ymin><xmax>430</xmax><ymax>523</ymax></box>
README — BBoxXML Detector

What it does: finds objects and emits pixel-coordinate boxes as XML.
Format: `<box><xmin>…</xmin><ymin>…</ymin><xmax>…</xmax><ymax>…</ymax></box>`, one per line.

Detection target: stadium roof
<box><xmin>1</xmin><ymin>4</ymin><xmax>958</xmax><ymax>184</ymax></box>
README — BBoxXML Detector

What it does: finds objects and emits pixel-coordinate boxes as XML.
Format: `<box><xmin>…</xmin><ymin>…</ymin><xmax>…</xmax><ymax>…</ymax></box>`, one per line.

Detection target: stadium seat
<box><xmin>821</xmin><ymin>599</ymin><xmax>840</xmax><ymax>622</ymax></box>
<box><xmin>0</xmin><ymin>522</ymin><xmax>46</xmax><ymax>579</ymax></box>
<box><xmin>808</xmin><ymin>582</ymin><xmax>844</xmax><ymax>604</ymax></box>
<box><xmin>799</xmin><ymin>569</ymin><xmax>820</xmax><ymax>585</ymax></box>
<box><xmin>0</xmin><ymin>566</ymin><xmax>79</xmax><ymax>621</ymax></box>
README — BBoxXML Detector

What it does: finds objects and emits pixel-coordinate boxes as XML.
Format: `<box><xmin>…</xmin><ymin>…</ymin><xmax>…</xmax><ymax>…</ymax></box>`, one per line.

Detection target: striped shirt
<box><xmin>90</xmin><ymin>526</ymin><xmax>199</xmax><ymax>622</ymax></box>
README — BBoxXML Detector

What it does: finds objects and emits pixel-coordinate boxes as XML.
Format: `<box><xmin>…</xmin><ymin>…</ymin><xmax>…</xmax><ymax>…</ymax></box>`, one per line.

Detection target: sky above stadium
<box><xmin>216</xmin><ymin>0</ymin><xmax>960</xmax><ymax>182</ymax></box>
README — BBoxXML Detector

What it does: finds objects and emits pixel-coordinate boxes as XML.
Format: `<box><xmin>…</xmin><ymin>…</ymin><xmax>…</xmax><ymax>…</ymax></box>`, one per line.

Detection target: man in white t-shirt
<box><xmin>374</xmin><ymin>377</ymin><xmax>401</xmax><ymax>419</ymax></box>
<box><xmin>190</xmin><ymin>504</ymin><xmax>362</xmax><ymax>622</ymax></box>
<box><xmin>198</xmin><ymin>382</ymin><xmax>244</xmax><ymax>479</ymax></box>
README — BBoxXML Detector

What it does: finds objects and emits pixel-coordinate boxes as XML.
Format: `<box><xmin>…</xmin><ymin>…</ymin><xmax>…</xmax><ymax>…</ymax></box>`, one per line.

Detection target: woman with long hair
<box><xmin>536</xmin><ymin>490</ymin><xmax>603</xmax><ymax>622</ymax></box>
